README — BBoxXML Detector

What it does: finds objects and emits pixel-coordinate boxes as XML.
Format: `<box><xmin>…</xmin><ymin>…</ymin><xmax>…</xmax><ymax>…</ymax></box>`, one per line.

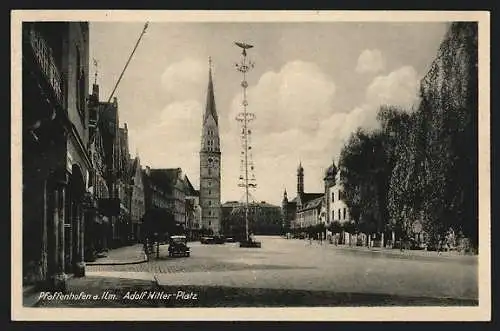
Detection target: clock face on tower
<box><xmin>207</xmin><ymin>157</ymin><xmax>219</xmax><ymax>170</ymax></box>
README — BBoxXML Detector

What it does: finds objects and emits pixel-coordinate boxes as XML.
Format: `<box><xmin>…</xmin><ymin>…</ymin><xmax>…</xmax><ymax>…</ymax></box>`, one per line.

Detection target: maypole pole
<box><xmin>234</xmin><ymin>41</ymin><xmax>260</xmax><ymax>248</ymax></box>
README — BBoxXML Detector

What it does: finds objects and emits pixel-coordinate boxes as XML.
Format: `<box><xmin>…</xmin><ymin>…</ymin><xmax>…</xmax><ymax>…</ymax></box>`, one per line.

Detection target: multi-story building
<box><xmin>184</xmin><ymin>175</ymin><xmax>202</xmax><ymax>240</ymax></box>
<box><xmin>296</xmin><ymin>196</ymin><xmax>324</xmax><ymax>229</ymax></box>
<box><xmin>22</xmin><ymin>22</ymin><xmax>92</xmax><ymax>290</ymax></box>
<box><xmin>199</xmin><ymin>61</ymin><xmax>222</xmax><ymax>234</ymax></box>
<box><xmin>128</xmin><ymin>155</ymin><xmax>145</xmax><ymax>242</ymax></box>
<box><xmin>221</xmin><ymin>201</ymin><xmax>282</xmax><ymax>239</ymax></box>
<box><xmin>324</xmin><ymin>161</ymin><xmax>350</xmax><ymax>226</ymax></box>
<box><xmin>86</xmin><ymin>82</ymin><xmax>112</xmax><ymax>258</ymax></box>
<box><xmin>147</xmin><ymin>168</ymin><xmax>187</xmax><ymax>225</ymax></box>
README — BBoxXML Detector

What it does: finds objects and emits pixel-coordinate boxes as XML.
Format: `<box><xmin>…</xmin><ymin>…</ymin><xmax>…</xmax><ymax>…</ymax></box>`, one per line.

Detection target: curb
<box><xmin>329</xmin><ymin>245</ymin><xmax>476</xmax><ymax>260</ymax></box>
<box><xmin>86</xmin><ymin>252</ymin><xmax>149</xmax><ymax>266</ymax></box>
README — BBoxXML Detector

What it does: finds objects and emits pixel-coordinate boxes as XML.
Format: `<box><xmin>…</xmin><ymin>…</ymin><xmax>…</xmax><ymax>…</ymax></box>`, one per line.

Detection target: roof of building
<box><xmin>221</xmin><ymin>200</ymin><xmax>280</xmax><ymax>209</ymax></box>
<box><xmin>148</xmin><ymin>168</ymin><xmax>183</xmax><ymax>193</ymax></box>
<box><xmin>183</xmin><ymin>175</ymin><xmax>198</xmax><ymax>196</ymax></box>
<box><xmin>300</xmin><ymin>195</ymin><xmax>323</xmax><ymax>211</ymax></box>
<box><xmin>290</xmin><ymin>192</ymin><xmax>324</xmax><ymax>205</ymax></box>
<box><xmin>324</xmin><ymin>161</ymin><xmax>337</xmax><ymax>180</ymax></box>
<box><xmin>129</xmin><ymin>157</ymin><xmax>140</xmax><ymax>179</ymax></box>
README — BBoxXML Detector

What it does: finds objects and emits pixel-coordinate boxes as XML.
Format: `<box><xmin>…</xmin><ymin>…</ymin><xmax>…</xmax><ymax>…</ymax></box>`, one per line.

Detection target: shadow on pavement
<box><xmin>31</xmin><ymin>276</ymin><xmax>478</xmax><ymax>307</ymax></box>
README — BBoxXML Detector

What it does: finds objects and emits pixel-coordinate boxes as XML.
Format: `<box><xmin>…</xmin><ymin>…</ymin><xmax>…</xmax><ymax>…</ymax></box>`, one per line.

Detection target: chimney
<box><xmin>113</xmin><ymin>97</ymin><xmax>118</xmax><ymax>106</ymax></box>
<box><xmin>124</xmin><ymin>123</ymin><xmax>128</xmax><ymax>130</ymax></box>
<box><xmin>145</xmin><ymin>166</ymin><xmax>151</xmax><ymax>176</ymax></box>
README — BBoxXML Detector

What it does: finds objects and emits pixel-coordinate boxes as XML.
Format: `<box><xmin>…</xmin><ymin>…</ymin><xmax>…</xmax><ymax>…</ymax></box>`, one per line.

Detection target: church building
<box><xmin>282</xmin><ymin>163</ymin><xmax>324</xmax><ymax>231</ymax></box>
<box><xmin>199</xmin><ymin>58</ymin><xmax>222</xmax><ymax>234</ymax></box>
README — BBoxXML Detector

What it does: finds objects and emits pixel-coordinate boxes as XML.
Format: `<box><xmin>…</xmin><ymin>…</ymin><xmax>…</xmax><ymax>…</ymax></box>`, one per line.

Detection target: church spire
<box><xmin>204</xmin><ymin>56</ymin><xmax>218</xmax><ymax>125</ymax></box>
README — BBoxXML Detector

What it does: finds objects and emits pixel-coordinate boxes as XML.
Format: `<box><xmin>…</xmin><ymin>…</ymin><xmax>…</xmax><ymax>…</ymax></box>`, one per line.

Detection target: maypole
<box><xmin>234</xmin><ymin>41</ymin><xmax>260</xmax><ymax>247</ymax></box>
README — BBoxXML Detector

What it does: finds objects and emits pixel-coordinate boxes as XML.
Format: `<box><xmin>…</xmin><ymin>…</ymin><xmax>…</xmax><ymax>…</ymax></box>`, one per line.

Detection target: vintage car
<box><xmin>201</xmin><ymin>235</ymin><xmax>225</xmax><ymax>244</ymax></box>
<box><xmin>200</xmin><ymin>236</ymin><xmax>215</xmax><ymax>244</ymax></box>
<box><xmin>213</xmin><ymin>235</ymin><xmax>226</xmax><ymax>244</ymax></box>
<box><xmin>168</xmin><ymin>235</ymin><xmax>190</xmax><ymax>257</ymax></box>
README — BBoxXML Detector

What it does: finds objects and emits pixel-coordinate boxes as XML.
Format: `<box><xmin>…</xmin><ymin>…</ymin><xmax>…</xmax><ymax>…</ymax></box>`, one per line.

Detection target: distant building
<box><xmin>324</xmin><ymin>161</ymin><xmax>350</xmax><ymax>226</ymax></box>
<box><xmin>184</xmin><ymin>176</ymin><xmax>202</xmax><ymax>240</ymax></box>
<box><xmin>147</xmin><ymin>168</ymin><xmax>187</xmax><ymax>226</ymax></box>
<box><xmin>282</xmin><ymin>163</ymin><xmax>324</xmax><ymax>231</ymax></box>
<box><xmin>221</xmin><ymin>201</ymin><xmax>282</xmax><ymax>238</ymax></box>
<box><xmin>128</xmin><ymin>155</ymin><xmax>145</xmax><ymax>242</ymax></box>
<box><xmin>296</xmin><ymin>196</ymin><xmax>324</xmax><ymax>229</ymax></box>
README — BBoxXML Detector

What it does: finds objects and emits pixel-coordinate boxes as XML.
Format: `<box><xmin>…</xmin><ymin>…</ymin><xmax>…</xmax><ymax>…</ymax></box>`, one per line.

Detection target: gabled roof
<box><xmin>183</xmin><ymin>175</ymin><xmax>197</xmax><ymax>196</ymax></box>
<box><xmin>148</xmin><ymin>168</ymin><xmax>182</xmax><ymax>193</ymax></box>
<box><xmin>129</xmin><ymin>157</ymin><xmax>140</xmax><ymax>179</ymax></box>
<box><xmin>290</xmin><ymin>192</ymin><xmax>324</xmax><ymax>205</ymax></box>
<box><xmin>301</xmin><ymin>196</ymin><xmax>323</xmax><ymax>211</ymax></box>
<box><xmin>301</xmin><ymin>193</ymin><xmax>324</xmax><ymax>204</ymax></box>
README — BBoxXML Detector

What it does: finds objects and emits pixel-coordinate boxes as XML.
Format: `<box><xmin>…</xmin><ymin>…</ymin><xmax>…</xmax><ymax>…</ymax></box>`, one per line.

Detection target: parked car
<box><xmin>213</xmin><ymin>235</ymin><xmax>225</xmax><ymax>244</ymax></box>
<box><xmin>168</xmin><ymin>235</ymin><xmax>190</xmax><ymax>257</ymax></box>
<box><xmin>200</xmin><ymin>236</ymin><xmax>215</xmax><ymax>244</ymax></box>
<box><xmin>225</xmin><ymin>237</ymin><xmax>236</xmax><ymax>243</ymax></box>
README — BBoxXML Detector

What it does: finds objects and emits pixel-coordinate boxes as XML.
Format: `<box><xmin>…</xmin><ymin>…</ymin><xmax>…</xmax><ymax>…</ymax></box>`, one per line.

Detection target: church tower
<box><xmin>199</xmin><ymin>58</ymin><xmax>221</xmax><ymax>234</ymax></box>
<box><xmin>297</xmin><ymin>162</ymin><xmax>304</xmax><ymax>195</ymax></box>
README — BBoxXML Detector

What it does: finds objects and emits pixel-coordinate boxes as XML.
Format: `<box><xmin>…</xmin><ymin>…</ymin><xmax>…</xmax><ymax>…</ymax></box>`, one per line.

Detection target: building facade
<box><xmin>296</xmin><ymin>196</ymin><xmax>324</xmax><ymax>229</ymax></box>
<box><xmin>22</xmin><ymin>22</ymin><xmax>92</xmax><ymax>290</ymax></box>
<box><xmin>221</xmin><ymin>201</ymin><xmax>282</xmax><ymax>239</ymax></box>
<box><xmin>86</xmin><ymin>83</ymin><xmax>112</xmax><ymax>259</ymax></box>
<box><xmin>324</xmin><ymin>161</ymin><xmax>350</xmax><ymax>225</ymax></box>
<box><xmin>128</xmin><ymin>155</ymin><xmax>145</xmax><ymax>242</ymax></box>
<box><xmin>199</xmin><ymin>61</ymin><xmax>221</xmax><ymax>234</ymax></box>
<box><xmin>184</xmin><ymin>176</ymin><xmax>202</xmax><ymax>238</ymax></box>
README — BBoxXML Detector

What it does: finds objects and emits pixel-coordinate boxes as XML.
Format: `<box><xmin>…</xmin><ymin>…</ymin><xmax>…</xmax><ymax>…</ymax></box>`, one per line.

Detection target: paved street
<box><xmin>35</xmin><ymin>236</ymin><xmax>478</xmax><ymax>307</ymax></box>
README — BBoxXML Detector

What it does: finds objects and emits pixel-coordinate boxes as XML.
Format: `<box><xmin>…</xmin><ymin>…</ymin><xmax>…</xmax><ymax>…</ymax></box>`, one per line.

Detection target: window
<box><xmin>332</xmin><ymin>211</ymin><xmax>334</xmax><ymax>220</ymax></box>
<box><xmin>209</xmin><ymin>221</ymin><xmax>212</xmax><ymax>226</ymax></box>
<box><xmin>208</xmin><ymin>168</ymin><xmax>211</xmax><ymax>175</ymax></box>
<box><xmin>208</xmin><ymin>211</ymin><xmax>211</xmax><ymax>216</ymax></box>
<box><xmin>208</xmin><ymin>201</ymin><xmax>211</xmax><ymax>206</ymax></box>
<box><xmin>343</xmin><ymin>208</ymin><xmax>346</xmax><ymax>220</ymax></box>
<box><xmin>208</xmin><ymin>190</ymin><xmax>211</xmax><ymax>195</ymax></box>
<box><xmin>331</xmin><ymin>191</ymin><xmax>334</xmax><ymax>202</ymax></box>
<box><xmin>338</xmin><ymin>209</ymin><xmax>341</xmax><ymax>220</ymax></box>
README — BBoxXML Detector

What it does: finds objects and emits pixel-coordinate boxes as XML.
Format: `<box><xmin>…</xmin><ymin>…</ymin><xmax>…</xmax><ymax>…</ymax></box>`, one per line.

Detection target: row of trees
<box><xmin>338</xmin><ymin>23</ymin><xmax>478</xmax><ymax>251</ymax></box>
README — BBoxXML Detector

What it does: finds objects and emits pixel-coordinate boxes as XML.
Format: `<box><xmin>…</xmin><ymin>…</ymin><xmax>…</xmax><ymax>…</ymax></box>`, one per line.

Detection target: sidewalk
<box><xmin>327</xmin><ymin>242</ymin><xmax>478</xmax><ymax>262</ymax></box>
<box><xmin>86</xmin><ymin>244</ymin><xmax>148</xmax><ymax>266</ymax></box>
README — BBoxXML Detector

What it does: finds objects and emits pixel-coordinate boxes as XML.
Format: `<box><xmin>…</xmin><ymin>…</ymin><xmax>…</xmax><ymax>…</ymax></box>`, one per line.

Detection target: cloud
<box><xmin>220</xmin><ymin>61</ymin><xmax>341</xmax><ymax>203</ymax></box>
<box><xmin>220</xmin><ymin>64</ymin><xmax>420</xmax><ymax>204</ymax></box>
<box><xmin>366</xmin><ymin>65</ymin><xmax>420</xmax><ymax>111</ymax></box>
<box><xmin>356</xmin><ymin>49</ymin><xmax>385</xmax><ymax>74</ymax></box>
<box><xmin>128</xmin><ymin>100</ymin><xmax>203</xmax><ymax>186</ymax></box>
<box><xmin>131</xmin><ymin>60</ymin><xmax>421</xmax><ymax>205</ymax></box>
<box><xmin>227</xmin><ymin>60</ymin><xmax>337</xmax><ymax>135</ymax></box>
<box><xmin>161</xmin><ymin>58</ymin><xmax>206</xmax><ymax>101</ymax></box>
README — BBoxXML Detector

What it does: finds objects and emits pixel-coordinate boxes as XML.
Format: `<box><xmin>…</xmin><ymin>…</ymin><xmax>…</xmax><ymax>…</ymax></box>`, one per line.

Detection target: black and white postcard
<box><xmin>11</xmin><ymin>10</ymin><xmax>491</xmax><ymax>321</ymax></box>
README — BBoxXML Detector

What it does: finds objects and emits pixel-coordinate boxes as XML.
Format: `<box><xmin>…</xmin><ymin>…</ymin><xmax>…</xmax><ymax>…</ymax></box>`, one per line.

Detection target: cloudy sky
<box><xmin>89</xmin><ymin>21</ymin><xmax>449</xmax><ymax>205</ymax></box>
